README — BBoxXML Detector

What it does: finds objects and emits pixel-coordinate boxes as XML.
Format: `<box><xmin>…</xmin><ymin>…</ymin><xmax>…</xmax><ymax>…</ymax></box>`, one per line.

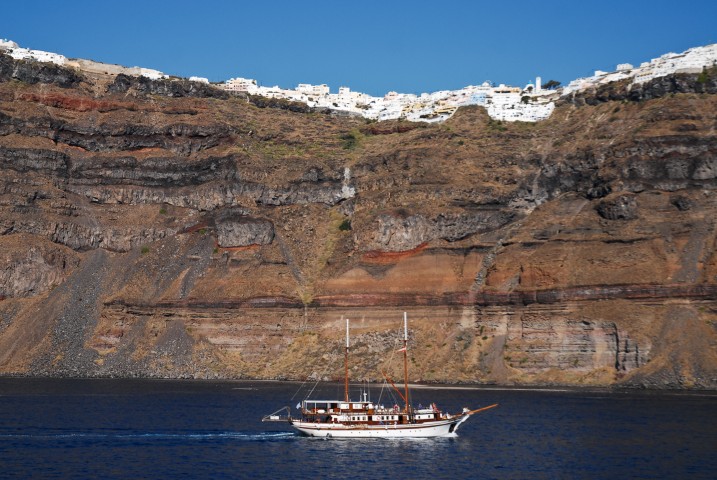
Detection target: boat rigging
<box><xmin>262</xmin><ymin>312</ymin><xmax>498</xmax><ymax>438</ymax></box>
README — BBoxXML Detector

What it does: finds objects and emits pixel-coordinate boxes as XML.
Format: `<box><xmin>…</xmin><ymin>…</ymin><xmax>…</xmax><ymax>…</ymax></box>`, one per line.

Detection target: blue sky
<box><xmin>2</xmin><ymin>0</ymin><xmax>716</xmax><ymax>96</ymax></box>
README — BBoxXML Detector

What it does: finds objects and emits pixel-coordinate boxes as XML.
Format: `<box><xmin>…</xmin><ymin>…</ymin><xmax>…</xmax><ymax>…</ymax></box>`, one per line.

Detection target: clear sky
<box><xmin>1</xmin><ymin>0</ymin><xmax>716</xmax><ymax>96</ymax></box>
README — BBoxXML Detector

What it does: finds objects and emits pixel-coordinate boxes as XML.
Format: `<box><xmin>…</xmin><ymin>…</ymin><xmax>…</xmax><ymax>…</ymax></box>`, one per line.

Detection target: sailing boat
<box><xmin>263</xmin><ymin>313</ymin><xmax>498</xmax><ymax>438</ymax></box>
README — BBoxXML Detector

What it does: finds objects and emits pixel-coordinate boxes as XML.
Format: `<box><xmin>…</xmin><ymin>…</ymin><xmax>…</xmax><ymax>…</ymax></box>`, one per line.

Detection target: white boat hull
<box><xmin>290</xmin><ymin>415</ymin><xmax>468</xmax><ymax>438</ymax></box>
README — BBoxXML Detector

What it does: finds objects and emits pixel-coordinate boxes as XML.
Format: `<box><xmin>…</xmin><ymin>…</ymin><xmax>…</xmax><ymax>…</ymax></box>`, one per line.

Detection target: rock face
<box><xmin>478</xmin><ymin>305</ymin><xmax>646</xmax><ymax>379</ymax></box>
<box><xmin>0</xmin><ymin>53</ymin><xmax>716</xmax><ymax>388</ymax></box>
<box><xmin>596</xmin><ymin>194</ymin><xmax>638</xmax><ymax>220</ymax></box>
<box><xmin>371</xmin><ymin>213</ymin><xmax>434</xmax><ymax>252</ymax></box>
<box><xmin>107</xmin><ymin>74</ymin><xmax>228</xmax><ymax>99</ymax></box>
<box><xmin>367</xmin><ymin>211</ymin><xmax>515</xmax><ymax>251</ymax></box>
<box><xmin>0</xmin><ymin>238</ymin><xmax>79</xmax><ymax>297</ymax></box>
<box><xmin>0</xmin><ymin>52</ymin><xmax>83</xmax><ymax>87</ymax></box>
<box><xmin>559</xmin><ymin>66</ymin><xmax>717</xmax><ymax>106</ymax></box>
<box><xmin>216</xmin><ymin>215</ymin><xmax>274</xmax><ymax>247</ymax></box>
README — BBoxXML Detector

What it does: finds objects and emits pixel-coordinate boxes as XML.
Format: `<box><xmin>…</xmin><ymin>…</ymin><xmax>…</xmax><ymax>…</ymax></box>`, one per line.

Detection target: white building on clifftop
<box><xmin>633</xmin><ymin>44</ymin><xmax>717</xmax><ymax>84</ymax></box>
<box><xmin>224</xmin><ymin>77</ymin><xmax>259</xmax><ymax>93</ymax></box>
<box><xmin>217</xmin><ymin>76</ymin><xmax>555</xmax><ymax>123</ymax></box>
<box><xmin>0</xmin><ymin>39</ymin><xmax>67</xmax><ymax>65</ymax></box>
<box><xmin>562</xmin><ymin>43</ymin><xmax>717</xmax><ymax>95</ymax></box>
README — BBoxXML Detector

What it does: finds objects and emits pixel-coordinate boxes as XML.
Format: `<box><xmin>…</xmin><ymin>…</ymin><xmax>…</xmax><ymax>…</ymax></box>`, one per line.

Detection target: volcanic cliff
<box><xmin>1</xmin><ymin>51</ymin><xmax>716</xmax><ymax>389</ymax></box>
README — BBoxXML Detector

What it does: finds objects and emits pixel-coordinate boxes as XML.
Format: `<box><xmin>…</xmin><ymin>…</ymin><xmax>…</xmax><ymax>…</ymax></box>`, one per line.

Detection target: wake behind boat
<box><xmin>263</xmin><ymin>313</ymin><xmax>498</xmax><ymax>438</ymax></box>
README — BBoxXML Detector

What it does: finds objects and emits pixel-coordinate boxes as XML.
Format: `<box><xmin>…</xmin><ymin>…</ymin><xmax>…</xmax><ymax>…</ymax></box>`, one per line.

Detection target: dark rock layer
<box><xmin>560</xmin><ymin>67</ymin><xmax>717</xmax><ymax>106</ymax></box>
<box><xmin>107</xmin><ymin>73</ymin><xmax>228</xmax><ymax>99</ymax></box>
<box><xmin>0</xmin><ymin>52</ymin><xmax>83</xmax><ymax>88</ymax></box>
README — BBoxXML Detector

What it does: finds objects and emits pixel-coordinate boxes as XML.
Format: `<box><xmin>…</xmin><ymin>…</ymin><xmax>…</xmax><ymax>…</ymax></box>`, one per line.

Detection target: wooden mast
<box><xmin>344</xmin><ymin>318</ymin><xmax>349</xmax><ymax>403</ymax></box>
<box><xmin>403</xmin><ymin>312</ymin><xmax>410</xmax><ymax>415</ymax></box>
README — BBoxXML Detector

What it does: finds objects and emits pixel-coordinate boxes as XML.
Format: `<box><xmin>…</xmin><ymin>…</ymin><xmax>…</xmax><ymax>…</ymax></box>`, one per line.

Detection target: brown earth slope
<box><xmin>1</xmin><ymin>52</ymin><xmax>716</xmax><ymax>388</ymax></box>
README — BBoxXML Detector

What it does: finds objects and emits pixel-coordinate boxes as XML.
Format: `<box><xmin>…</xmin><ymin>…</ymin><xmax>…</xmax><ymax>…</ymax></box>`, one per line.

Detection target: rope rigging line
<box><xmin>375</xmin><ymin>322</ymin><xmax>406</xmax><ymax>408</ymax></box>
<box><xmin>290</xmin><ymin>358</ymin><xmax>333</xmax><ymax>404</ymax></box>
<box><xmin>290</xmin><ymin>378</ymin><xmax>310</xmax><ymax>402</ymax></box>
<box><xmin>291</xmin><ymin>318</ymin><xmax>409</xmax><ymax>408</ymax></box>
<box><xmin>305</xmin><ymin>377</ymin><xmax>321</xmax><ymax>401</ymax></box>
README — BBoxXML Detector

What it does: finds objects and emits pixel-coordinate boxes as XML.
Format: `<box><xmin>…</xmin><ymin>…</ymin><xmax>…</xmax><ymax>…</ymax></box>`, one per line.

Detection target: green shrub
<box><xmin>487</xmin><ymin>119</ymin><xmax>507</xmax><ymax>132</ymax></box>
<box><xmin>340</xmin><ymin>129</ymin><xmax>363</xmax><ymax>150</ymax></box>
<box><xmin>697</xmin><ymin>68</ymin><xmax>709</xmax><ymax>84</ymax></box>
<box><xmin>338</xmin><ymin>218</ymin><xmax>352</xmax><ymax>231</ymax></box>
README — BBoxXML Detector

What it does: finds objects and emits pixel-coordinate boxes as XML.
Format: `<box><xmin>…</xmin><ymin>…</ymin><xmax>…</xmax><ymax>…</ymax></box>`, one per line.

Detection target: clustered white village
<box><xmin>1</xmin><ymin>39</ymin><xmax>716</xmax><ymax>124</ymax></box>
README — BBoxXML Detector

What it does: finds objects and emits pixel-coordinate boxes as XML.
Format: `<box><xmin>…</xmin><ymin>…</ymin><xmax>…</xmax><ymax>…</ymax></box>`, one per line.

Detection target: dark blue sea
<box><xmin>0</xmin><ymin>378</ymin><xmax>714</xmax><ymax>479</ymax></box>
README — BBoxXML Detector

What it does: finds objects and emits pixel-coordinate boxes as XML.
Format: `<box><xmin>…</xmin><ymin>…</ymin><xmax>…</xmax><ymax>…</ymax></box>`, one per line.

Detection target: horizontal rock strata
<box><xmin>0</xmin><ymin>52</ymin><xmax>716</xmax><ymax>388</ymax></box>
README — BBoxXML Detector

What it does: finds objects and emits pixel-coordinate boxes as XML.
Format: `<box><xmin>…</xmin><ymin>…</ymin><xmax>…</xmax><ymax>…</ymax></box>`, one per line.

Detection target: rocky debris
<box><xmin>151</xmin><ymin>319</ymin><xmax>196</xmax><ymax>357</ymax></box>
<box><xmin>596</xmin><ymin>194</ymin><xmax>638</xmax><ymax>220</ymax></box>
<box><xmin>0</xmin><ymin>52</ymin><xmax>83</xmax><ymax>88</ymax></box>
<box><xmin>619</xmin><ymin>305</ymin><xmax>717</xmax><ymax>389</ymax></box>
<box><xmin>216</xmin><ymin>215</ymin><xmax>274</xmax><ymax>247</ymax></box>
<box><xmin>107</xmin><ymin>73</ymin><xmax>228</xmax><ymax>99</ymax></box>
<box><xmin>29</xmin><ymin>249</ymin><xmax>109</xmax><ymax>377</ymax></box>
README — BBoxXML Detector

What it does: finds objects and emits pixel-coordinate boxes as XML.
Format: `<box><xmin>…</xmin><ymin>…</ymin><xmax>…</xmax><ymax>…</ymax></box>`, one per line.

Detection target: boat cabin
<box><xmin>299</xmin><ymin>399</ymin><xmax>446</xmax><ymax>425</ymax></box>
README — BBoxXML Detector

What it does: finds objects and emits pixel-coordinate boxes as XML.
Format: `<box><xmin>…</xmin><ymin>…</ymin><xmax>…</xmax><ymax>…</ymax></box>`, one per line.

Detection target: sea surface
<box><xmin>0</xmin><ymin>378</ymin><xmax>715</xmax><ymax>479</ymax></box>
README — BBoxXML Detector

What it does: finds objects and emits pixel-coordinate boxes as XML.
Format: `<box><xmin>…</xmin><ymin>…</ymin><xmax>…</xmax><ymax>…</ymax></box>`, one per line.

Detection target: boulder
<box><xmin>596</xmin><ymin>194</ymin><xmax>638</xmax><ymax>220</ymax></box>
